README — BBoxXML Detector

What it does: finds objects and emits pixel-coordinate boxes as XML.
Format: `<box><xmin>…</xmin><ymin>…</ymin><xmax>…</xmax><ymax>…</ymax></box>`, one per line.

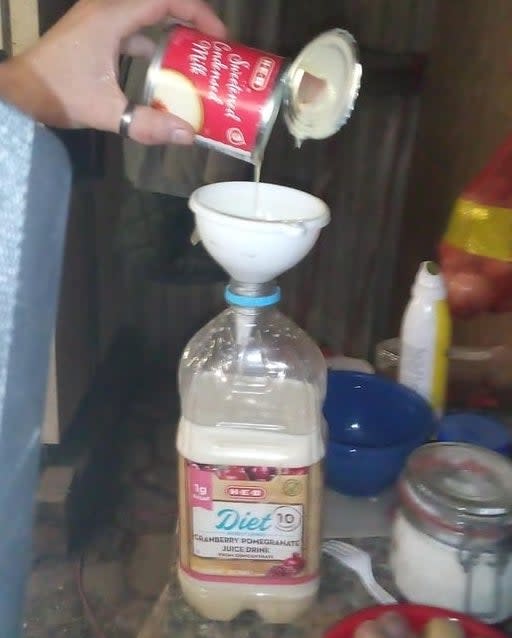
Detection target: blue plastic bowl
<box><xmin>324</xmin><ymin>371</ymin><xmax>436</xmax><ymax>497</ymax></box>
<box><xmin>438</xmin><ymin>412</ymin><xmax>512</xmax><ymax>456</ymax></box>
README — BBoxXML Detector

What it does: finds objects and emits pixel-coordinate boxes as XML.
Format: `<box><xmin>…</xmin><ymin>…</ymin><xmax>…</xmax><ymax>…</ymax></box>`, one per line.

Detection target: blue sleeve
<box><xmin>0</xmin><ymin>99</ymin><xmax>71</xmax><ymax>637</ymax></box>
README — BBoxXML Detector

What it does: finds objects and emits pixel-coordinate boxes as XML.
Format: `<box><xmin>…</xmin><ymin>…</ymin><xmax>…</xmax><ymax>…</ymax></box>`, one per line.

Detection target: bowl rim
<box><xmin>327</xmin><ymin>435</ymin><xmax>429</xmax><ymax>451</ymax></box>
<box><xmin>324</xmin><ymin>371</ymin><xmax>436</xmax><ymax>449</ymax></box>
<box><xmin>323</xmin><ymin>603</ymin><xmax>507</xmax><ymax>638</ymax></box>
<box><xmin>190</xmin><ymin>181</ymin><xmax>330</xmax><ymax>226</ymax></box>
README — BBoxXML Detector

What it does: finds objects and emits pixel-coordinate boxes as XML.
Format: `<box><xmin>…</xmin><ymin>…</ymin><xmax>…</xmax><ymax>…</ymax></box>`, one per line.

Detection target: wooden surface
<box><xmin>391</xmin><ymin>0</ymin><xmax>512</xmax><ymax>346</ymax></box>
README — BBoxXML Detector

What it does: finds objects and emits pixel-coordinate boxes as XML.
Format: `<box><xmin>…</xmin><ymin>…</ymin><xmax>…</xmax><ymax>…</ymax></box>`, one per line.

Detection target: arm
<box><xmin>0</xmin><ymin>57</ymin><xmax>62</xmax><ymax>126</ymax></box>
<box><xmin>0</xmin><ymin>0</ymin><xmax>226</xmax><ymax>145</ymax></box>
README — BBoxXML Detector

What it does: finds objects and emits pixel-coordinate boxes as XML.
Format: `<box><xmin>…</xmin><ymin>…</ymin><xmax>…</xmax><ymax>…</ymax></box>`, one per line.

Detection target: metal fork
<box><xmin>323</xmin><ymin>540</ymin><xmax>397</xmax><ymax>605</ymax></box>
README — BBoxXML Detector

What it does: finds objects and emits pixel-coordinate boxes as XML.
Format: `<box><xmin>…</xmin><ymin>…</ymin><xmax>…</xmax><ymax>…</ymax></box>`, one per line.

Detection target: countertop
<box><xmin>137</xmin><ymin>537</ymin><xmax>394</xmax><ymax>638</ymax></box>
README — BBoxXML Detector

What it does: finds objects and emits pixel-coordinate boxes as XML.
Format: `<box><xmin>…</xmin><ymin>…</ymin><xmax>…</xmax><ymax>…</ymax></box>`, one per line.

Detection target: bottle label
<box><xmin>399</xmin><ymin>298</ymin><xmax>450</xmax><ymax>417</ymax></box>
<box><xmin>400</xmin><ymin>342</ymin><xmax>432</xmax><ymax>399</ymax></box>
<box><xmin>178</xmin><ymin>457</ymin><xmax>322</xmax><ymax>584</ymax></box>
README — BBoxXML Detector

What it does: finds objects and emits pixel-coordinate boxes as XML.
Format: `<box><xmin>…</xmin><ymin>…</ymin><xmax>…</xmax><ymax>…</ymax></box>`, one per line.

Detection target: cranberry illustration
<box><xmin>281</xmin><ymin>467</ymin><xmax>308</xmax><ymax>476</ymax></box>
<box><xmin>266</xmin><ymin>564</ymin><xmax>289</xmax><ymax>577</ymax></box>
<box><xmin>216</xmin><ymin>466</ymin><xmax>248</xmax><ymax>481</ymax></box>
<box><xmin>266</xmin><ymin>553</ymin><xmax>305</xmax><ymax>577</ymax></box>
<box><xmin>282</xmin><ymin>553</ymin><xmax>305</xmax><ymax>573</ymax></box>
<box><xmin>189</xmin><ymin>462</ymin><xmax>216</xmax><ymax>472</ymax></box>
<box><xmin>247</xmin><ymin>466</ymin><xmax>277</xmax><ymax>481</ymax></box>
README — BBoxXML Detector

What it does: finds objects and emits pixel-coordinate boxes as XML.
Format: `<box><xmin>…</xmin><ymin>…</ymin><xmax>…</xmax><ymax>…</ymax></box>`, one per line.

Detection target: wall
<box><xmin>7</xmin><ymin>0</ymin><xmax>38</xmax><ymax>54</ymax></box>
<box><xmin>391</xmin><ymin>0</ymin><xmax>512</xmax><ymax>346</ymax></box>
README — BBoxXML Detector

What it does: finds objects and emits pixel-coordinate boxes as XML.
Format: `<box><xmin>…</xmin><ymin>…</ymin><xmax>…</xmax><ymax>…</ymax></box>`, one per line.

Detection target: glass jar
<box><xmin>390</xmin><ymin>442</ymin><xmax>512</xmax><ymax>623</ymax></box>
<box><xmin>375</xmin><ymin>337</ymin><xmax>512</xmax><ymax>410</ymax></box>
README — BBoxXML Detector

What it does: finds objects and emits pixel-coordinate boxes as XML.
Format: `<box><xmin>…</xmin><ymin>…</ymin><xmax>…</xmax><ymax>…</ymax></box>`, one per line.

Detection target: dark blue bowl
<box><xmin>324</xmin><ymin>371</ymin><xmax>436</xmax><ymax>497</ymax></box>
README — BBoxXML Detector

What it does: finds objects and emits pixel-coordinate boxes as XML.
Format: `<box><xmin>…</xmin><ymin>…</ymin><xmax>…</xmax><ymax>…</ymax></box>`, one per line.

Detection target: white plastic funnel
<box><xmin>188</xmin><ymin>182</ymin><xmax>330</xmax><ymax>283</ymax></box>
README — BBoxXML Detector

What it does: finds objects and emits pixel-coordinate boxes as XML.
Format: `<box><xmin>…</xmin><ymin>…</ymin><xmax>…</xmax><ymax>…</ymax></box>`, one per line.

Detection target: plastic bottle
<box><xmin>176</xmin><ymin>283</ymin><xmax>326</xmax><ymax>623</ymax></box>
<box><xmin>398</xmin><ymin>261</ymin><xmax>452</xmax><ymax>417</ymax></box>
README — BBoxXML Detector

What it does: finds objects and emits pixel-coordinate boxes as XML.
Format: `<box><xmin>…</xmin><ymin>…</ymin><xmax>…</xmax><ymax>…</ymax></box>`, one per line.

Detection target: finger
<box><xmin>123</xmin><ymin>0</ymin><xmax>227</xmax><ymax>39</ymax></box>
<box><xmin>121</xmin><ymin>33</ymin><xmax>157</xmax><ymax>59</ymax></box>
<box><xmin>125</xmin><ymin>104</ymin><xmax>195</xmax><ymax>146</ymax></box>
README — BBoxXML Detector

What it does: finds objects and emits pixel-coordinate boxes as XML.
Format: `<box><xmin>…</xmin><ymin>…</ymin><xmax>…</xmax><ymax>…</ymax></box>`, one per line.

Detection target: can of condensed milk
<box><xmin>143</xmin><ymin>25</ymin><xmax>361</xmax><ymax>163</ymax></box>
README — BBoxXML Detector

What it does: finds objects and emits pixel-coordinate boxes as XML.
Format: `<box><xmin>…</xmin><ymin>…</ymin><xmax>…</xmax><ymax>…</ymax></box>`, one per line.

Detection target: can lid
<box><xmin>405</xmin><ymin>442</ymin><xmax>512</xmax><ymax>518</ymax></box>
<box><xmin>283</xmin><ymin>29</ymin><xmax>362</xmax><ymax>143</ymax></box>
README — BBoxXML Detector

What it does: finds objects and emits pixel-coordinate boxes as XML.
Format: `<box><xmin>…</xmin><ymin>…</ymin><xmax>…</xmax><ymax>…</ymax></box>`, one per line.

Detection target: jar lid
<box><xmin>283</xmin><ymin>29</ymin><xmax>362</xmax><ymax>143</ymax></box>
<box><xmin>404</xmin><ymin>442</ymin><xmax>512</xmax><ymax>518</ymax></box>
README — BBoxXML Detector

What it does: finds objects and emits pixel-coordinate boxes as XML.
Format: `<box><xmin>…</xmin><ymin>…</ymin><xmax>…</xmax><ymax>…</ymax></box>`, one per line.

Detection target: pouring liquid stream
<box><xmin>253</xmin><ymin>159</ymin><xmax>265</xmax><ymax>219</ymax></box>
<box><xmin>250</xmin><ymin>72</ymin><xmax>325</xmax><ymax>221</ymax></box>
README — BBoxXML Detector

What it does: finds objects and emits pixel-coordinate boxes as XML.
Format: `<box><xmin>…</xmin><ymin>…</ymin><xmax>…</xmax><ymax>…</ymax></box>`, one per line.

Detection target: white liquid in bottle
<box><xmin>177</xmin><ymin>376</ymin><xmax>325</xmax><ymax>623</ymax></box>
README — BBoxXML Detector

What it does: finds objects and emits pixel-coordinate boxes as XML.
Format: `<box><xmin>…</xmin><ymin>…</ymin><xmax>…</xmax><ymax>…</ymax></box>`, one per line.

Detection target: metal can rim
<box><xmin>142</xmin><ymin>27</ymin><xmax>176</xmax><ymax>108</ymax></box>
<box><xmin>252</xmin><ymin>60</ymin><xmax>290</xmax><ymax>164</ymax></box>
<box><xmin>282</xmin><ymin>28</ymin><xmax>362</xmax><ymax>142</ymax></box>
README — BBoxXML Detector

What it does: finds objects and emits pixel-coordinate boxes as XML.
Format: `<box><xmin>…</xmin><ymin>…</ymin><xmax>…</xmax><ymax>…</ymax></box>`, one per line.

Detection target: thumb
<box><xmin>125</xmin><ymin>104</ymin><xmax>195</xmax><ymax>146</ymax></box>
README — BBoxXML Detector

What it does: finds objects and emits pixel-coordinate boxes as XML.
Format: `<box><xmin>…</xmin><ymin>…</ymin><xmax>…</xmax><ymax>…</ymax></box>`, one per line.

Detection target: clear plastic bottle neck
<box><xmin>228</xmin><ymin>280</ymin><xmax>276</xmax><ymax>298</ymax></box>
<box><xmin>225</xmin><ymin>280</ymin><xmax>281</xmax><ymax>310</ymax></box>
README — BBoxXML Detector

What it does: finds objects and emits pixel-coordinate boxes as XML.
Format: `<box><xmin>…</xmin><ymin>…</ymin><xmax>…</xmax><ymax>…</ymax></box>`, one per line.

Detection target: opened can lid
<box><xmin>405</xmin><ymin>442</ymin><xmax>512</xmax><ymax>518</ymax></box>
<box><xmin>283</xmin><ymin>28</ymin><xmax>362</xmax><ymax>143</ymax></box>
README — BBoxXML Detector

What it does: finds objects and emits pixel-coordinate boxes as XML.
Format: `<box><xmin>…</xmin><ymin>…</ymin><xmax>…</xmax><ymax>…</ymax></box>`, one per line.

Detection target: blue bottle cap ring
<box><xmin>225</xmin><ymin>286</ymin><xmax>281</xmax><ymax>308</ymax></box>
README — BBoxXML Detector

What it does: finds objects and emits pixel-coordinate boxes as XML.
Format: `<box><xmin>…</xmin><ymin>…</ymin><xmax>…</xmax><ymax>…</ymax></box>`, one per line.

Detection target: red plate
<box><xmin>324</xmin><ymin>604</ymin><xmax>507</xmax><ymax>638</ymax></box>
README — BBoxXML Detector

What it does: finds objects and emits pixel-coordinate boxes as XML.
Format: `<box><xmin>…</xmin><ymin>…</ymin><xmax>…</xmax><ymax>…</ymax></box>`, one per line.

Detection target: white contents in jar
<box><xmin>390</xmin><ymin>512</ymin><xmax>512</xmax><ymax>624</ymax></box>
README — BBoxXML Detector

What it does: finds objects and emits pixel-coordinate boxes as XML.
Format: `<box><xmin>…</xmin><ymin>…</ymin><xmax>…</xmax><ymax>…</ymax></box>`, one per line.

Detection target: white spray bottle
<box><xmin>398</xmin><ymin>261</ymin><xmax>452</xmax><ymax>417</ymax></box>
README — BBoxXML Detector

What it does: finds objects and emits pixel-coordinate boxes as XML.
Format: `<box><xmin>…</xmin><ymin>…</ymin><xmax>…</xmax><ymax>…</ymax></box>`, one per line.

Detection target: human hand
<box><xmin>4</xmin><ymin>0</ymin><xmax>226</xmax><ymax>145</ymax></box>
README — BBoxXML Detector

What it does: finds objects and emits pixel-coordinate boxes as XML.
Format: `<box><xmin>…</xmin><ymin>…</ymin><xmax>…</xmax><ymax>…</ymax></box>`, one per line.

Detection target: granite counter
<box><xmin>137</xmin><ymin>537</ymin><xmax>395</xmax><ymax>638</ymax></box>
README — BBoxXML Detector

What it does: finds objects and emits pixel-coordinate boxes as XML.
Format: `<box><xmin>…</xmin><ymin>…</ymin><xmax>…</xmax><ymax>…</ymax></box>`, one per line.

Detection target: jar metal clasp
<box><xmin>457</xmin><ymin>535</ymin><xmax>507</xmax><ymax>623</ymax></box>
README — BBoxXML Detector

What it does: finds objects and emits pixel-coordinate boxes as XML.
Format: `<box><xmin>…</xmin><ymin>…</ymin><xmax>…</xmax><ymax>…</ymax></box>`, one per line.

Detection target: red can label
<box><xmin>149</xmin><ymin>26</ymin><xmax>285</xmax><ymax>156</ymax></box>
